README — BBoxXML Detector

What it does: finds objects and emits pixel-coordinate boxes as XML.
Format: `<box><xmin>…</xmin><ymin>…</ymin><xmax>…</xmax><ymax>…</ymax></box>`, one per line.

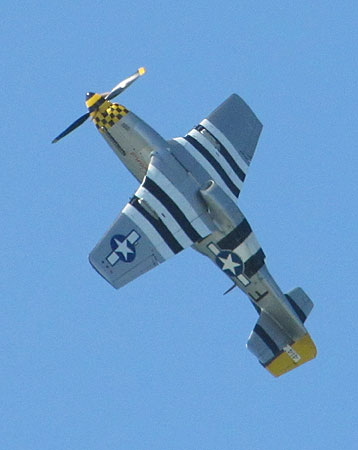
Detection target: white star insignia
<box><xmin>114</xmin><ymin>238</ymin><xmax>134</xmax><ymax>261</ymax></box>
<box><xmin>219</xmin><ymin>254</ymin><xmax>242</xmax><ymax>274</ymax></box>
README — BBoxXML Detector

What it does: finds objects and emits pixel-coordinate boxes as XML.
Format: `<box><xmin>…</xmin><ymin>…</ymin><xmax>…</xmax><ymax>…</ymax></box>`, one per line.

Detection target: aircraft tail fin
<box><xmin>247</xmin><ymin>292</ymin><xmax>316</xmax><ymax>377</ymax></box>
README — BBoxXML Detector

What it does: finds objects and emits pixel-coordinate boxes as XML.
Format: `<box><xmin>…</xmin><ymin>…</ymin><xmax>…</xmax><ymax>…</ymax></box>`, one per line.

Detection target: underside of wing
<box><xmin>89</xmin><ymin>206</ymin><xmax>161</xmax><ymax>289</ymax></box>
<box><xmin>205</xmin><ymin>93</ymin><xmax>263</xmax><ymax>166</ymax></box>
<box><xmin>89</xmin><ymin>150</ymin><xmax>213</xmax><ymax>289</ymax></box>
<box><xmin>171</xmin><ymin>94</ymin><xmax>262</xmax><ymax>201</ymax></box>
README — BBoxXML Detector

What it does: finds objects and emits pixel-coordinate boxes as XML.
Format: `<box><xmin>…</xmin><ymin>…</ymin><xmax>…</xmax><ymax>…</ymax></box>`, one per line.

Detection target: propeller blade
<box><xmin>52</xmin><ymin>67</ymin><xmax>145</xmax><ymax>143</ymax></box>
<box><xmin>105</xmin><ymin>67</ymin><xmax>146</xmax><ymax>101</ymax></box>
<box><xmin>52</xmin><ymin>111</ymin><xmax>90</xmax><ymax>143</ymax></box>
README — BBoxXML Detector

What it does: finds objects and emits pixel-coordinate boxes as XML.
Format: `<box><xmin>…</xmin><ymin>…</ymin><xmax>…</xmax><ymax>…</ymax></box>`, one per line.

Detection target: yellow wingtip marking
<box><xmin>138</xmin><ymin>67</ymin><xmax>146</xmax><ymax>76</ymax></box>
<box><xmin>266</xmin><ymin>334</ymin><xmax>317</xmax><ymax>377</ymax></box>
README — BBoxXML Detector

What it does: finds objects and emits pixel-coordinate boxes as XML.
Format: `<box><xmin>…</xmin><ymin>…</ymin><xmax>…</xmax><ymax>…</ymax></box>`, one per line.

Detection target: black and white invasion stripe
<box><xmin>218</xmin><ymin>218</ymin><xmax>266</xmax><ymax>279</ymax></box>
<box><xmin>174</xmin><ymin>119</ymin><xmax>248</xmax><ymax>201</ymax></box>
<box><xmin>249</xmin><ymin>313</ymin><xmax>295</xmax><ymax>366</ymax></box>
<box><xmin>254</xmin><ymin>323</ymin><xmax>281</xmax><ymax>358</ymax></box>
<box><xmin>285</xmin><ymin>294</ymin><xmax>307</xmax><ymax>323</ymax></box>
<box><xmin>174</xmin><ymin>136</ymin><xmax>238</xmax><ymax>202</ymax></box>
<box><xmin>123</xmin><ymin>162</ymin><xmax>211</xmax><ymax>261</ymax></box>
<box><xmin>195</xmin><ymin>124</ymin><xmax>246</xmax><ymax>183</ymax></box>
<box><xmin>122</xmin><ymin>200</ymin><xmax>177</xmax><ymax>260</ymax></box>
<box><xmin>200</xmin><ymin>119</ymin><xmax>249</xmax><ymax>174</ymax></box>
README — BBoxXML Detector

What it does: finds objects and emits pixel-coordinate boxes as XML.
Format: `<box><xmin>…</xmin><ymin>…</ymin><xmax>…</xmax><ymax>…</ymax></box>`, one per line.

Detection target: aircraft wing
<box><xmin>89</xmin><ymin>150</ymin><xmax>213</xmax><ymax>289</ymax></box>
<box><xmin>171</xmin><ymin>94</ymin><xmax>263</xmax><ymax>201</ymax></box>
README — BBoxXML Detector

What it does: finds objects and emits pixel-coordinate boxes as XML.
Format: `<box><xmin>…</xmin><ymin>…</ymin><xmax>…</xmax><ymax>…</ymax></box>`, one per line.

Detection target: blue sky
<box><xmin>2</xmin><ymin>1</ymin><xmax>358</xmax><ymax>449</ymax></box>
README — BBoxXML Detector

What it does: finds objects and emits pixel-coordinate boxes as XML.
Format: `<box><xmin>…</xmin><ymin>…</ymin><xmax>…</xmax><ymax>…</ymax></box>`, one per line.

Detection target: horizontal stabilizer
<box><xmin>285</xmin><ymin>287</ymin><xmax>314</xmax><ymax>323</ymax></box>
<box><xmin>247</xmin><ymin>311</ymin><xmax>317</xmax><ymax>377</ymax></box>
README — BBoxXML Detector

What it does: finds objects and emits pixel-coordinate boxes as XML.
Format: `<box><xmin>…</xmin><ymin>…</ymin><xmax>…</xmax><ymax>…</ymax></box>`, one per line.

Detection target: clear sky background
<box><xmin>2</xmin><ymin>1</ymin><xmax>358</xmax><ymax>449</ymax></box>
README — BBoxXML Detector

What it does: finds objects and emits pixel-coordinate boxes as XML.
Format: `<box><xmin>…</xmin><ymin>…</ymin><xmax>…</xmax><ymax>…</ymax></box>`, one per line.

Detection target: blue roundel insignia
<box><xmin>215</xmin><ymin>251</ymin><xmax>244</xmax><ymax>277</ymax></box>
<box><xmin>107</xmin><ymin>230</ymin><xmax>141</xmax><ymax>266</ymax></box>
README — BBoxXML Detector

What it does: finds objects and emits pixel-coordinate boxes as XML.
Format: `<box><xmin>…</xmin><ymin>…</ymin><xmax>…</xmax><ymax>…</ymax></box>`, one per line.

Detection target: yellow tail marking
<box><xmin>266</xmin><ymin>334</ymin><xmax>317</xmax><ymax>377</ymax></box>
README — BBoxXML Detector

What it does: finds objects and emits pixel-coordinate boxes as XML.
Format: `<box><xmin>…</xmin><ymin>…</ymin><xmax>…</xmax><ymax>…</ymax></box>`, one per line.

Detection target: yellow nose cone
<box><xmin>85</xmin><ymin>93</ymin><xmax>103</xmax><ymax>110</ymax></box>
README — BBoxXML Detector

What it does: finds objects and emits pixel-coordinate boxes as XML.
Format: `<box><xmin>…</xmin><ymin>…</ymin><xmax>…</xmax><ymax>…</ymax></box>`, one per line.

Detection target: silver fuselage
<box><xmin>100</xmin><ymin>111</ymin><xmax>167</xmax><ymax>181</ymax></box>
<box><xmin>97</xmin><ymin>107</ymin><xmax>307</xmax><ymax>342</ymax></box>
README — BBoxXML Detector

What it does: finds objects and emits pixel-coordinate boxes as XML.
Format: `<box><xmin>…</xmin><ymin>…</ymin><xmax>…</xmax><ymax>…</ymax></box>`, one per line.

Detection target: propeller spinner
<box><xmin>52</xmin><ymin>67</ymin><xmax>146</xmax><ymax>143</ymax></box>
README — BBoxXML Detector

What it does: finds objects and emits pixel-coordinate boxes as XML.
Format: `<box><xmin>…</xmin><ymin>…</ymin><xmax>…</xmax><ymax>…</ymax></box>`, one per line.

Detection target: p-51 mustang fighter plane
<box><xmin>53</xmin><ymin>67</ymin><xmax>316</xmax><ymax>377</ymax></box>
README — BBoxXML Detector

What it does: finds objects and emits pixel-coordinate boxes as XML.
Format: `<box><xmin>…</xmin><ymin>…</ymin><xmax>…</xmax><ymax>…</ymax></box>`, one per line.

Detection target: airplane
<box><xmin>53</xmin><ymin>67</ymin><xmax>317</xmax><ymax>377</ymax></box>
